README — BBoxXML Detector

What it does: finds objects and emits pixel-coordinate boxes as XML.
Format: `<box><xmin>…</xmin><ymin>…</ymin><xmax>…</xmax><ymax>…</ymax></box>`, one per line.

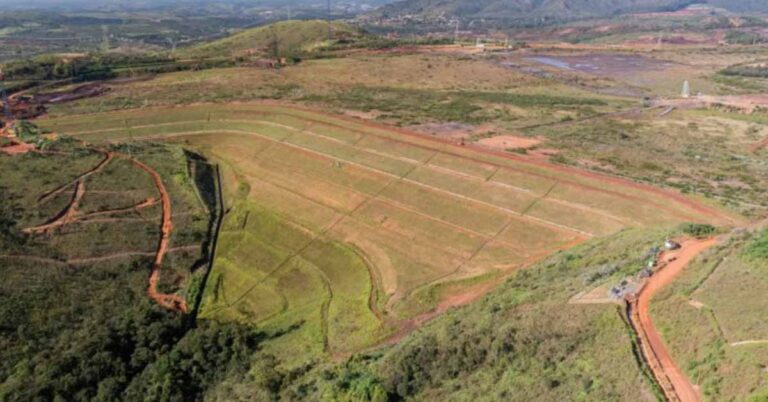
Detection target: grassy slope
<box><xmin>650</xmin><ymin>230</ymin><xmax>768</xmax><ymax>401</ymax></box>
<box><xmin>34</xmin><ymin>103</ymin><xmax>729</xmax><ymax>372</ymax></box>
<box><xmin>180</xmin><ymin>20</ymin><xmax>365</xmax><ymax>59</ymax></box>
<box><xmin>223</xmin><ymin>228</ymin><xmax>688</xmax><ymax>401</ymax></box>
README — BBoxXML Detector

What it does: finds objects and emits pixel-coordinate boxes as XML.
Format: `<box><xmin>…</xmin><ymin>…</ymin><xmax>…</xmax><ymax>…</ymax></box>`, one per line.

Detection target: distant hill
<box><xmin>372</xmin><ymin>0</ymin><xmax>768</xmax><ymax>24</ymax></box>
<box><xmin>181</xmin><ymin>19</ymin><xmax>369</xmax><ymax>59</ymax></box>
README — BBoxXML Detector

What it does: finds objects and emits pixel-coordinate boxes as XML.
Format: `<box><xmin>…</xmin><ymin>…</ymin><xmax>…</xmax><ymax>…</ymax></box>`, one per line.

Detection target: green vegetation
<box><xmin>745</xmin><ymin>228</ymin><xmax>768</xmax><ymax>261</ymax></box>
<box><xmin>181</xmin><ymin>20</ymin><xmax>369</xmax><ymax>59</ymax></box>
<box><xmin>304</xmin><ymin>86</ymin><xmax>607</xmax><ymax>125</ymax></box>
<box><xmin>31</xmin><ymin>104</ymin><xmax>727</xmax><ymax>369</ymax></box>
<box><xmin>526</xmin><ymin>110</ymin><xmax>768</xmax><ymax>216</ymax></box>
<box><xmin>651</xmin><ymin>230</ymin><xmax>768</xmax><ymax>401</ymax></box>
<box><xmin>230</xmin><ymin>229</ymin><xmax>672</xmax><ymax>400</ymax></box>
<box><xmin>721</xmin><ymin>62</ymin><xmax>768</xmax><ymax>78</ymax></box>
<box><xmin>0</xmin><ymin>139</ymin><xmax>264</xmax><ymax>401</ymax></box>
<box><xmin>2</xmin><ymin>52</ymin><xmax>235</xmax><ymax>85</ymax></box>
<box><xmin>725</xmin><ymin>30</ymin><xmax>768</xmax><ymax>45</ymax></box>
<box><xmin>681</xmin><ymin>223</ymin><xmax>717</xmax><ymax>238</ymax></box>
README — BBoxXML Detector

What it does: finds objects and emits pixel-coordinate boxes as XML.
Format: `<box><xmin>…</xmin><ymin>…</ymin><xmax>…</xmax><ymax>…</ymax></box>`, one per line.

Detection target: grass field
<box><xmin>650</xmin><ymin>230</ymin><xmax>768</xmax><ymax>401</ymax></box>
<box><xmin>34</xmin><ymin>102</ymin><xmax>735</xmax><ymax>360</ymax></box>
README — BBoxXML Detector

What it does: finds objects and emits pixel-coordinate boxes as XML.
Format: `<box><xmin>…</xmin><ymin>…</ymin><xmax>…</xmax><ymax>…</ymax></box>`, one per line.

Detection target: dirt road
<box><xmin>127</xmin><ymin>156</ymin><xmax>188</xmax><ymax>313</ymax></box>
<box><xmin>631</xmin><ymin>238</ymin><xmax>717</xmax><ymax>402</ymax></box>
<box><xmin>25</xmin><ymin>148</ymin><xmax>187</xmax><ymax>313</ymax></box>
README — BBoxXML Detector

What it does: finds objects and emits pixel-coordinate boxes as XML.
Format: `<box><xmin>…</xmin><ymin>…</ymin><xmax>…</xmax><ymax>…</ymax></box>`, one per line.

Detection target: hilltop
<box><xmin>372</xmin><ymin>0</ymin><xmax>768</xmax><ymax>24</ymax></box>
<box><xmin>181</xmin><ymin>19</ymin><xmax>370</xmax><ymax>59</ymax></box>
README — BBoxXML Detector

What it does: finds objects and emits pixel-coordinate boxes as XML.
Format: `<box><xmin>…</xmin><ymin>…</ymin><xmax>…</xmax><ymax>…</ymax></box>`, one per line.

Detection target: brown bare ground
<box><xmin>629</xmin><ymin>238</ymin><xmax>717</xmax><ymax>402</ymax></box>
<box><xmin>477</xmin><ymin>135</ymin><xmax>542</xmax><ymax>150</ymax></box>
<box><xmin>0</xmin><ymin>142</ymin><xmax>35</xmax><ymax>155</ymax></box>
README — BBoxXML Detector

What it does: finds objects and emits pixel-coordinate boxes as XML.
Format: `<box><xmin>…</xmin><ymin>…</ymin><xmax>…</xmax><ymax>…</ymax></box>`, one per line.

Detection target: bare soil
<box><xmin>477</xmin><ymin>135</ymin><xmax>543</xmax><ymax>151</ymax></box>
<box><xmin>127</xmin><ymin>156</ymin><xmax>188</xmax><ymax>313</ymax></box>
<box><xmin>0</xmin><ymin>141</ymin><xmax>35</xmax><ymax>155</ymax></box>
<box><xmin>629</xmin><ymin>238</ymin><xmax>717</xmax><ymax>402</ymax></box>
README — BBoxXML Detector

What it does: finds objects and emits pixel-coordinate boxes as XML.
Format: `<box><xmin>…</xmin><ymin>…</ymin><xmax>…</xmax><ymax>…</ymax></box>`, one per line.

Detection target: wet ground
<box><xmin>526</xmin><ymin>54</ymin><xmax>676</xmax><ymax>78</ymax></box>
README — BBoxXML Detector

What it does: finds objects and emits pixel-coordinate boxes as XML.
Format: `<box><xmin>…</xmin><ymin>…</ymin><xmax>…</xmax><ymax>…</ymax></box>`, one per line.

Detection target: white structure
<box><xmin>664</xmin><ymin>239</ymin><xmax>681</xmax><ymax>251</ymax></box>
<box><xmin>682</xmin><ymin>80</ymin><xmax>691</xmax><ymax>98</ymax></box>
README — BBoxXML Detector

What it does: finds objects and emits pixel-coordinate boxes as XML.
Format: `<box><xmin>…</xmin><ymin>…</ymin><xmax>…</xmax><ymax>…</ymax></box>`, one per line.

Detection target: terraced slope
<box><xmin>36</xmin><ymin>103</ymin><xmax>734</xmax><ymax>358</ymax></box>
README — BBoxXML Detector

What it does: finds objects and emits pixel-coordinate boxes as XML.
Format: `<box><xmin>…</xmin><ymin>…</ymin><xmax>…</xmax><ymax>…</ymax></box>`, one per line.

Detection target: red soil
<box><xmin>23</xmin><ymin>181</ymin><xmax>86</xmax><ymax>234</ymax></box>
<box><xmin>0</xmin><ymin>142</ymin><xmax>35</xmax><ymax>155</ymax></box>
<box><xmin>477</xmin><ymin>135</ymin><xmax>542</xmax><ymax>150</ymax></box>
<box><xmin>127</xmin><ymin>156</ymin><xmax>188</xmax><ymax>313</ymax></box>
<box><xmin>630</xmin><ymin>238</ymin><xmax>717</xmax><ymax>402</ymax></box>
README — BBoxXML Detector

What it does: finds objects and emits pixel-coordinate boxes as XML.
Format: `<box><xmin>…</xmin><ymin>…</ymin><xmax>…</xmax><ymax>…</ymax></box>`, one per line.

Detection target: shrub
<box><xmin>681</xmin><ymin>223</ymin><xmax>717</xmax><ymax>238</ymax></box>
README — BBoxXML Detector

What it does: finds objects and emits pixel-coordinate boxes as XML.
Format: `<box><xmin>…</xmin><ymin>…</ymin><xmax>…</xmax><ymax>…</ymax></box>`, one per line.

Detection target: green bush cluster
<box><xmin>681</xmin><ymin>223</ymin><xmax>717</xmax><ymax>238</ymax></box>
<box><xmin>745</xmin><ymin>229</ymin><xmax>768</xmax><ymax>261</ymax></box>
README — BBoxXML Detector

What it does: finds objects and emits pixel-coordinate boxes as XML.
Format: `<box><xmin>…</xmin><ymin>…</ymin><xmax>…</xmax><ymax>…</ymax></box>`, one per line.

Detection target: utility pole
<box><xmin>453</xmin><ymin>20</ymin><xmax>460</xmax><ymax>44</ymax></box>
<box><xmin>327</xmin><ymin>0</ymin><xmax>333</xmax><ymax>42</ymax></box>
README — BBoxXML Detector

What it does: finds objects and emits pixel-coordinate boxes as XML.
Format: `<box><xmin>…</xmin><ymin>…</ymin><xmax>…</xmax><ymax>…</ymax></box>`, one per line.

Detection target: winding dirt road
<box><xmin>127</xmin><ymin>156</ymin><xmax>188</xmax><ymax>313</ymax></box>
<box><xmin>126</xmin><ymin>156</ymin><xmax>189</xmax><ymax>313</ymax></box>
<box><xmin>630</xmin><ymin>238</ymin><xmax>717</xmax><ymax>402</ymax></box>
<box><xmin>23</xmin><ymin>148</ymin><xmax>188</xmax><ymax>313</ymax></box>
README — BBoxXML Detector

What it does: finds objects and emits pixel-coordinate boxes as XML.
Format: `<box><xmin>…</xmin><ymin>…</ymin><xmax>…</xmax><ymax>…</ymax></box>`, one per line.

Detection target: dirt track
<box><xmin>24</xmin><ymin>148</ymin><xmax>188</xmax><ymax>313</ymax></box>
<box><xmin>630</xmin><ymin>238</ymin><xmax>717</xmax><ymax>402</ymax></box>
<box><xmin>127</xmin><ymin>156</ymin><xmax>188</xmax><ymax>313</ymax></box>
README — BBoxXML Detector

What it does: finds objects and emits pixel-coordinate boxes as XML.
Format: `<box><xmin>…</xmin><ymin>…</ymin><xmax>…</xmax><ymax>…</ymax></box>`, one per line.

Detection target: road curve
<box><xmin>632</xmin><ymin>238</ymin><xmax>717</xmax><ymax>402</ymax></box>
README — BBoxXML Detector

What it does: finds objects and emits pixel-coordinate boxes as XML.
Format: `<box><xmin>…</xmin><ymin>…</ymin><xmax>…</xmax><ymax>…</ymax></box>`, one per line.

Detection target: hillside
<box><xmin>181</xmin><ymin>20</ymin><xmax>369</xmax><ymax>59</ymax></box>
<box><xmin>0</xmin><ymin>139</ymin><xmax>260</xmax><ymax>400</ymax></box>
<box><xmin>373</xmin><ymin>0</ymin><xmax>768</xmax><ymax>23</ymax></box>
<box><xmin>239</xmin><ymin>227</ymin><xmax>753</xmax><ymax>400</ymax></box>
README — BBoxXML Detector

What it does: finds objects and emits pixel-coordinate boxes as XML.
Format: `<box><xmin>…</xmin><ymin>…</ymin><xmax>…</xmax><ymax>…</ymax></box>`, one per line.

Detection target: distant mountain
<box><xmin>371</xmin><ymin>0</ymin><xmax>768</xmax><ymax>24</ymax></box>
<box><xmin>0</xmin><ymin>0</ymin><xmax>396</xmax><ymax>12</ymax></box>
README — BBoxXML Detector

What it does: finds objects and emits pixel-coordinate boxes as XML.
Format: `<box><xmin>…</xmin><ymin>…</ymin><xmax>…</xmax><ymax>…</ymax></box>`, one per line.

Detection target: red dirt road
<box><xmin>631</xmin><ymin>238</ymin><xmax>717</xmax><ymax>402</ymax></box>
<box><xmin>25</xmin><ymin>148</ymin><xmax>187</xmax><ymax>313</ymax></box>
<box><xmin>127</xmin><ymin>156</ymin><xmax>188</xmax><ymax>313</ymax></box>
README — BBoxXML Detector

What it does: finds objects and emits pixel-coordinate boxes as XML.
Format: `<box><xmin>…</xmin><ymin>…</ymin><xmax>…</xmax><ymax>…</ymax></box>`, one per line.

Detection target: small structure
<box><xmin>664</xmin><ymin>239</ymin><xmax>681</xmax><ymax>250</ymax></box>
<box><xmin>682</xmin><ymin>80</ymin><xmax>691</xmax><ymax>98</ymax></box>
